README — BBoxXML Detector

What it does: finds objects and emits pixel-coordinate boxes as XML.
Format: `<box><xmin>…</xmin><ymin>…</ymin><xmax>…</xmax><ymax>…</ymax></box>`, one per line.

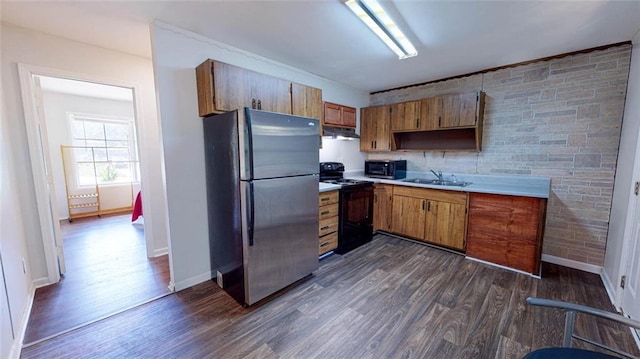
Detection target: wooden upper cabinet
<box><xmin>342</xmin><ymin>106</ymin><xmax>357</xmax><ymax>128</ymax></box>
<box><xmin>196</xmin><ymin>59</ymin><xmax>321</xmax><ymax>118</ymax></box>
<box><xmin>360</xmin><ymin>105</ymin><xmax>391</xmax><ymax>152</ymax></box>
<box><xmin>323</xmin><ymin>102</ymin><xmax>357</xmax><ymax>128</ymax></box>
<box><xmin>250</xmin><ymin>71</ymin><xmax>292</xmax><ymax>114</ymax></box>
<box><xmin>291</xmin><ymin>83</ymin><xmax>322</xmax><ymax>119</ymax></box>
<box><xmin>439</xmin><ymin>92</ymin><xmax>479</xmax><ymax>128</ymax></box>
<box><xmin>323</xmin><ymin>102</ymin><xmax>343</xmax><ymax>126</ymax></box>
<box><xmin>391</xmin><ymin>100</ymin><xmax>422</xmax><ymax>131</ymax></box>
<box><xmin>420</xmin><ymin>97</ymin><xmax>441</xmax><ymax>131</ymax></box>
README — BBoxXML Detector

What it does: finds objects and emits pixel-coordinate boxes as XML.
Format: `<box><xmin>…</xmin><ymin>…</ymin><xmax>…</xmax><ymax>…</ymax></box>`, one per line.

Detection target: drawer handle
<box><xmin>320</xmin><ymin>226</ymin><xmax>330</xmax><ymax>230</ymax></box>
<box><xmin>320</xmin><ymin>242</ymin><xmax>330</xmax><ymax>247</ymax></box>
<box><xmin>321</xmin><ymin>198</ymin><xmax>330</xmax><ymax>202</ymax></box>
<box><xmin>320</xmin><ymin>211</ymin><xmax>330</xmax><ymax>215</ymax></box>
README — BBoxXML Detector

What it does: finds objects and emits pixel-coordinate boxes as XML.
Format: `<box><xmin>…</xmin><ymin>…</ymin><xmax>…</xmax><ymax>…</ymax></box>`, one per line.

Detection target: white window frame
<box><xmin>66</xmin><ymin>112</ymin><xmax>140</xmax><ymax>188</ymax></box>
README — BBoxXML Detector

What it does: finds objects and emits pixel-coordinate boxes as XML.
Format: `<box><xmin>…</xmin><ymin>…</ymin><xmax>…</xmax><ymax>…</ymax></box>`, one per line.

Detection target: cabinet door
<box><xmin>390</xmin><ymin>100</ymin><xmax>421</xmax><ymax>131</ymax></box>
<box><xmin>342</xmin><ymin>106</ymin><xmax>357</xmax><ymax>128</ymax></box>
<box><xmin>360</xmin><ymin>107</ymin><xmax>377</xmax><ymax>151</ymax></box>
<box><xmin>426</xmin><ymin>200</ymin><xmax>467</xmax><ymax>251</ymax></box>
<box><xmin>467</xmin><ymin>193</ymin><xmax>546</xmax><ymax>274</ymax></box>
<box><xmin>292</xmin><ymin>83</ymin><xmax>322</xmax><ymax>119</ymax></box>
<box><xmin>323</xmin><ymin>102</ymin><xmax>343</xmax><ymax>126</ymax></box>
<box><xmin>211</xmin><ymin>61</ymin><xmax>254</xmax><ymax>113</ymax></box>
<box><xmin>251</xmin><ymin>72</ymin><xmax>292</xmax><ymax>114</ymax></box>
<box><xmin>391</xmin><ymin>195</ymin><xmax>425</xmax><ymax>240</ymax></box>
<box><xmin>420</xmin><ymin>97</ymin><xmax>441</xmax><ymax>130</ymax></box>
<box><xmin>439</xmin><ymin>92</ymin><xmax>478</xmax><ymax>128</ymax></box>
<box><xmin>373</xmin><ymin>184</ymin><xmax>393</xmax><ymax>232</ymax></box>
<box><xmin>360</xmin><ymin>105</ymin><xmax>390</xmax><ymax>152</ymax></box>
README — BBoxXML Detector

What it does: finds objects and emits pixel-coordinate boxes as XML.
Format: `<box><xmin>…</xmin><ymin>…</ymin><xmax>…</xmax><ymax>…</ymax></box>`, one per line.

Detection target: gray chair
<box><xmin>524</xmin><ymin>297</ymin><xmax>640</xmax><ymax>359</ymax></box>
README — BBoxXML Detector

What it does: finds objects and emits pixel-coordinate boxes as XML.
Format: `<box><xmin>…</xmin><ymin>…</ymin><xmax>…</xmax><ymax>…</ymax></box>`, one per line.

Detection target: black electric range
<box><xmin>319</xmin><ymin>162</ymin><xmax>374</xmax><ymax>254</ymax></box>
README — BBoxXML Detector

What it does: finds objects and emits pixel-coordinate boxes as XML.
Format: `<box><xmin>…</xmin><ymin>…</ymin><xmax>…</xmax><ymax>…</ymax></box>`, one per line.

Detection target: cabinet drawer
<box><xmin>319</xmin><ymin>232</ymin><xmax>338</xmax><ymax>255</ymax></box>
<box><xmin>319</xmin><ymin>191</ymin><xmax>339</xmax><ymax>206</ymax></box>
<box><xmin>319</xmin><ymin>203</ymin><xmax>339</xmax><ymax>220</ymax></box>
<box><xmin>319</xmin><ymin>216</ymin><xmax>339</xmax><ymax>237</ymax></box>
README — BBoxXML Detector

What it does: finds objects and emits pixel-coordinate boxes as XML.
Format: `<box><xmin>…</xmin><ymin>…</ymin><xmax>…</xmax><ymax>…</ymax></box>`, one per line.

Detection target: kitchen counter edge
<box><xmin>319</xmin><ymin>182</ymin><xmax>341</xmax><ymax>193</ymax></box>
<box><xmin>345</xmin><ymin>173</ymin><xmax>550</xmax><ymax>199</ymax></box>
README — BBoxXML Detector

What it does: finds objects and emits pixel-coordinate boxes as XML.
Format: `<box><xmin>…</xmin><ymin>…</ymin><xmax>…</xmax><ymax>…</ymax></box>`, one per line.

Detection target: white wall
<box><xmin>150</xmin><ymin>21</ymin><xmax>369</xmax><ymax>290</ymax></box>
<box><xmin>0</xmin><ymin>80</ymin><xmax>33</xmax><ymax>359</ymax></box>
<box><xmin>42</xmin><ymin>90</ymin><xmax>135</xmax><ymax>219</ymax></box>
<box><xmin>604</xmin><ymin>31</ymin><xmax>640</xmax><ymax>302</ymax></box>
<box><xmin>320</xmin><ymin>138</ymin><xmax>367</xmax><ymax>171</ymax></box>
<box><xmin>1</xmin><ymin>22</ymin><xmax>168</xmax><ymax>282</ymax></box>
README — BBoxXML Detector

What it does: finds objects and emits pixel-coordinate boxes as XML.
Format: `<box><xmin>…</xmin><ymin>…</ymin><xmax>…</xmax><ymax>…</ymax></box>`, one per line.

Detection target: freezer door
<box><xmin>239</xmin><ymin>108</ymin><xmax>319</xmax><ymax>180</ymax></box>
<box><xmin>240</xmin><ymin>175</ymin><xmax>319</xmax><ymax>305</ymax></box>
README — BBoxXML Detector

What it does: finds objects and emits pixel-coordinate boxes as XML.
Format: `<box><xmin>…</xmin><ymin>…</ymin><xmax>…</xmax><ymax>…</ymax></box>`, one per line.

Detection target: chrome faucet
<box><xmin>430</xmin><ymin>170</ymin><xmax>444</xmax><ymax>181</ymax></box>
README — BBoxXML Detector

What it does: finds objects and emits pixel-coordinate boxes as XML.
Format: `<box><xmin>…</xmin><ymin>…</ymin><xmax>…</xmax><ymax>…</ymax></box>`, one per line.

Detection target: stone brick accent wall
<box><xmin>369</xmin><ymin>44</ymin><xmax>632</xmax><ymax>266</ymax></box>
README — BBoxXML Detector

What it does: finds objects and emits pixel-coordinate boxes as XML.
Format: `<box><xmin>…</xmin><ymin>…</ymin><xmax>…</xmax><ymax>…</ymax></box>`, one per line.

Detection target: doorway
<box><xmin>18</xmin><ymin>72</ymin><xmax>171</xmax><ymax>344</ymax></box>
<box><xmin>620</xmin><ymin>127</ymin><xmax>640</xmax><ymax>340</ymax></box>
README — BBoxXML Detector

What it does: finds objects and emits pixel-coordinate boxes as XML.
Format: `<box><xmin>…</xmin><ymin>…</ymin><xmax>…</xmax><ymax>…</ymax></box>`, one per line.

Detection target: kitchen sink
<box><xmin>402</xmin><ymin>178</ymin><xmax>472</xmax><ymax>187</ymax></box>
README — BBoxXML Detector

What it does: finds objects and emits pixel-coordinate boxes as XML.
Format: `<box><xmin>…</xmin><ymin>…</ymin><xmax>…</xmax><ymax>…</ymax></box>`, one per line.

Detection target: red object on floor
<box><xmin>132</xmin><ymin>191</ymin><xmax>143</xmax><ymax>221</ymax></box>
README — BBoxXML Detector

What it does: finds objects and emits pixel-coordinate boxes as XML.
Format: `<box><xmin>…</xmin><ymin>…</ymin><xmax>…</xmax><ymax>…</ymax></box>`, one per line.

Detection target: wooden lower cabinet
<box><xmin>391</xmin><ymin>186</ymin><xmax>468</xmax><ymax>251</ymax></box>
<box><xmin>373</xmin><ymin>184</ymin><xmax>393</xmax><ymax>232</ymax></box>
<box><xmin>466</xmin><ymin>193</ymin><xmax>546</xmax><ymax>275</ymax></box>
<box><xmin>319</xmin><ymin>190</ymin><xmax>339</xmax><ymax>255</ymax></box>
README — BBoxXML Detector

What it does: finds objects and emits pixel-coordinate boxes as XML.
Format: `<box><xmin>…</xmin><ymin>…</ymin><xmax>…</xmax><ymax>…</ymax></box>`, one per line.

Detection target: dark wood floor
<box><xmin>23</xmin><ymin>214</ymin><xmax>170</xmax><ymax>345</ymax></box>
<box><xmin>21</xmin><ymin>234</ymin><xmax>639</xmax><ymax>358</ymax></box>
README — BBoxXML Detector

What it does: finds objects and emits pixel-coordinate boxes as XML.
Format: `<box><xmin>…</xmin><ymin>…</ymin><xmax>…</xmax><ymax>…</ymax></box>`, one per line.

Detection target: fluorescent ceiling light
<box><xmin>344</xmin><ymin>0</ymin><xmax>418</xmax><ymax>59</ymax></box>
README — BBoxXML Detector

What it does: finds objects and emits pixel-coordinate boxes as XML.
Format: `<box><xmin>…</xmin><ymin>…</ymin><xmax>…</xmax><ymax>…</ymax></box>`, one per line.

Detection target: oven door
<box><xmin>336</xmin><ymin>185</ymin><xmax>374</xmax><ymax>254</ymax></box>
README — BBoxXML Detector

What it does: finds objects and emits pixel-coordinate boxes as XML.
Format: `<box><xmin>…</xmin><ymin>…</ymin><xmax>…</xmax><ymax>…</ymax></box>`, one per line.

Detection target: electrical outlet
<box><xmin>216</xmin><ymin>271</ymin><xmax>223</xmax><ymax>288</ymax></box>
<box><xmin>22</xmin><ymin>258</ymin><xmax>27</xmax><ymax>274</ymax></box>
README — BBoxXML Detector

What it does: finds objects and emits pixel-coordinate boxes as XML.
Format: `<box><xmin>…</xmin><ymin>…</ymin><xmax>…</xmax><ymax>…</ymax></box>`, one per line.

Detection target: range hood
<box><xmin>322</xmin><ymin>125</ymin><xmax>360</xmax><ymax>139</ymax></box>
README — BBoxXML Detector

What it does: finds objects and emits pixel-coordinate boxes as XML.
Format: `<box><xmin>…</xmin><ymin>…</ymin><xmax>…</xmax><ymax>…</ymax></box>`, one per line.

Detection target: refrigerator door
<box><xmin>240</xmin><ymin>175</ymin><xmax>319</xmax><ymax>305</ymax></box>
<box><xmin>239</xmin><ymin>108</ymin><xmax>319</xmax><ymax>180</ymax></box>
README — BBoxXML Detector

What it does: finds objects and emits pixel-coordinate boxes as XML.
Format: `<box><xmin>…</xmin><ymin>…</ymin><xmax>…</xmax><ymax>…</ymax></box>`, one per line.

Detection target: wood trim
<box><xmin>371</xmin><ymin>41</ymin><xmax>632</xmax><ymax>95</ymax></box>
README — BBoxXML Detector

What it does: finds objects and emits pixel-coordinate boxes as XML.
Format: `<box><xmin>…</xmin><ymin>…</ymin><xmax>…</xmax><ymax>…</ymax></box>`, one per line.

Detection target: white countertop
<box><xmin>344</xmin><ymin>171</ymin><xmax>551</xmax><ymax>199</ymax></box>
<box><xmin>319</xmin><ymin>182</ymin><xmax>341</xmax><ymax>193</ymax></box>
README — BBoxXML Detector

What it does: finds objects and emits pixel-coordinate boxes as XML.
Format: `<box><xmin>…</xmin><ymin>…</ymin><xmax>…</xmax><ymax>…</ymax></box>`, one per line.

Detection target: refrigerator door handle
<box><xmin>244</xmin><ymin>108</ymin><xmax>254</xmax><ymax>180</ymax></box>
<box><xmin>248</xmin><ymin>182</ymin><xmax>254</xmax><ymax>246</ymax></box>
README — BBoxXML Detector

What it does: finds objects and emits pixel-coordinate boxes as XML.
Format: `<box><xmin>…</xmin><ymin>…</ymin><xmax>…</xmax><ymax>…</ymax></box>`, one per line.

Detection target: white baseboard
<box><xmin>465</xmin><ymin>256</ymin><xmax>541</xmax><ymax>278</ymax></box>
<box><xmin>32</xmin><ymin>277</ymin><xmax>50</xmax><ymax>289</ymax></box>
<box><xmin>153</xmin><ymin>247</ymin><xmax>169</xmax><ymax>257</ymax></box>
<box><xmin>541</xmin><ymin>254</ymin><xmax>602</xmax><ymax>274</ymax></box>
<box><xmin>9</xmin><ymin>283</ymin><xmax>35</xmax><ymax>359</ymax></box>
<box><xmin>172</xmin><ymin>271</ymin><xmax>213</xmax><ymax>291</ymax></box>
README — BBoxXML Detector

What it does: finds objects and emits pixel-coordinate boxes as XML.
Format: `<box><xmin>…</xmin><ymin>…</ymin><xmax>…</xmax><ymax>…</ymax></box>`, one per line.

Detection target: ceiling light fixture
<box><xmin>343</xmin><ymin>0</ymin><xmax>417</xmax><ymax>59</ymax></box>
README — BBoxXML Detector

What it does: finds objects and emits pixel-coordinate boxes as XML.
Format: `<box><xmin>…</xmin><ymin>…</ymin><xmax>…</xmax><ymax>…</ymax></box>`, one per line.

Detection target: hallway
<box><xmin>23</xmin><ymin>214</ymin><xmax>170</xmax><ymax>345</ymax></box>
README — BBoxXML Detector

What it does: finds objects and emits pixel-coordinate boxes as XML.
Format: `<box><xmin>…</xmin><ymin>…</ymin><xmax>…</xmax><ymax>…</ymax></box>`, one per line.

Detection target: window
<box><xmin>69</xmin><ymin>114</ymin><xmax>139</xmax><ymax>186</ymax></box>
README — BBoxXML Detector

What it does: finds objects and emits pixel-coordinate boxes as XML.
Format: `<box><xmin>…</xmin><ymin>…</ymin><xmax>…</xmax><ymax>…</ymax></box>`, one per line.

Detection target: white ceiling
<box><xmin>38</xmin><ymin>76</ymin><xmax>133</xmax><ymax>102</ymax></box>
<box><xmin>2</xmin><ymin>1</ymin><xmax>639</xmax><ymax>93</ymax></box>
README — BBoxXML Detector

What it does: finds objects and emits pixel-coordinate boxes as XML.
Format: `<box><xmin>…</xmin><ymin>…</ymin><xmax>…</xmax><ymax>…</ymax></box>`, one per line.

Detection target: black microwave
<box><xmin>364</xmin><ymin>160</ymin><xmax>407</xmax><ymax>179</ymax></box>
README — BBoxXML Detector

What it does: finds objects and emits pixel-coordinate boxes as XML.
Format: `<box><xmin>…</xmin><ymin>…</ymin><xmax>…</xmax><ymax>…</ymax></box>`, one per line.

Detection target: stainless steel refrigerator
<box><xmin>203</xmin><ymin>108</ymin><xmax>319</xmax><ymax>306</ymax></box>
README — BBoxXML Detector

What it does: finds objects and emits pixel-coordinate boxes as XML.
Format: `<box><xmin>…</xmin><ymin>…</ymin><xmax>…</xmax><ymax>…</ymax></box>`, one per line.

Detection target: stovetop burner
<box><xmin>319</xmin><ymin>162</ymin><xmax>373</xmax><ymax>188</ymax></box>
<box><xmin>321</xmin><ymin>178</ymin><xmax>372</xmax><ymax>187</ymax></box>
